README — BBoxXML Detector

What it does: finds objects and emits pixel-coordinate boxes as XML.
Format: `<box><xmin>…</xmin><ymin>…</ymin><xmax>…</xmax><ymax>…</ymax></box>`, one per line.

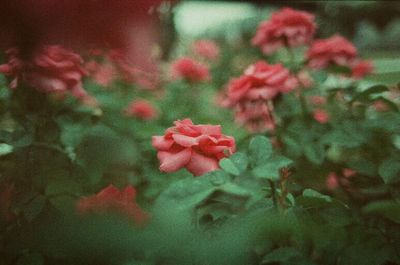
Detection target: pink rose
<box><xmin>85</xmin><ymin>61</ymin><xmax>116</xmax><ymax>87</ymax></box>
<box><xmin>373</xmin><ymin>100</ymin><xmax>390</xmax><ymax>112</ymax></box>
<box><xmin>170</xmin><ymin>57</ymin><xmax>211</xmax><ymax>83</ymax></box>
<box><xmin>191</xmin><ymin>39</ymin><xmax>220</xmax><ymax>60</ymax></box>
<box><xmin>235</xmin><ymin>100</ymin><xmax>276</xmax><ymax>133</ymax></box>
<box><xmin>307</xmin><ymin>35</ymin><xmax>357</xmax><ymax>69</ymax></box>
<box><xmin>76</xmin><ymin>185</ymin><xmax>149</xmax><ymax>224</ymax></box>
<box><xmin>124</xmin><ymin>99</ymin><xmax>158</xmax><ymax>120</ymax></box>
<box><xmin>108</xmin><ymin>49</ymin><xmax>160</xmax><ymax>90</ymax></box>
<box><xmin>308</xmin><ymin>95</ymin><xmax>327</xmax><ymax>106</ymax></box>
<box><xmin>351</xmin><ymin>60</ymin><xmax>373</xmax><ymax>79</ymax></box>
<box><xmin>313</xmin><ymin>109</ymin><xmax>330</xmax><ymax>124</ymax></box>
<box><xmin>343</xmin><ymin>168</ymin><xmax>357</xmax><ymax>178</ymax></box>
<box><xmin>326</xmin><ymin>172</ymin><xmax>339</xmax><ymax>190</ymax></box>
<box><xmin>227</xmin><ymin>61</ymin><xmax>298</xmax><ymax>105</ymax></box>
<box><xmin>0</xmin><ymin>45</ymin><xmax>96</xmax><ymax>105</ymax></box>
<box><xmin>152</xmin><ymin>119</ymin><xmax>235</xmax><ymax>176</ymax></box>
<box><xmin>252</xmin><ymin>7</ymin><xmax>316</xmax><ymax>54</ymax></box>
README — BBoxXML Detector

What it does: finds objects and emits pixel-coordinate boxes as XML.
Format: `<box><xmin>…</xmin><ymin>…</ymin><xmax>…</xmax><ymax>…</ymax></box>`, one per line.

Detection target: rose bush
<box><xmin>0</xmin><ymin>4</ymin><xmax>399</xmax><ymax>265</ymax></box>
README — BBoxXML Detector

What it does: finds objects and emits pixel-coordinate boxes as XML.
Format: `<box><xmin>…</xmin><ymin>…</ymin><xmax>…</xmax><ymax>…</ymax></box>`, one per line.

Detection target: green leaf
<box><xmin>249</xmin><ymin>136</ymin><xmax>273</xmax><ymax>167</ymax></box>
<box><xmin>350</xmin><ymin>85</ymin><xmax>389</xmax><ymax>104</ymax></box>
<box><xmin>362</xmin><ymin>200</ymin><xmax>400</xmax><ymax>224</ymax></box>
<box><xmin>378</xmin><ymin>158</ymin><xmax>400</xmax><ymax>184</ymax></box>
<box><xmin>219</xmin><ymin>158</ymin><xmax>240</xmax><ymax>176</ymax></box>
<box><xmin>23</xmin><ymin>195</ymin><xmax>46</xmax><ymax>222</ymax></box>
<box><xmin>0</xmin><ymin>143</ymin><xmax>13</xmax><ymax>156</ymax></box>
<box><xmin>297</xmin><ymin>189</ymin><xmax>332</xmax><ymax>208</ymax></box>
<box><xmin>229</xmin><ymin>152</ymin><xmax>248</xmax><ymax>173</ymax></box>
<box><xmin>49</xmin><ymin>195</ymin><xmax>76</xmax><ymax>215</ymax></box>
<box><xmin>303</xmin><ymin>143</ymin><xmax>325</xmax><ymax>165</ymax></box>
<box><xmin>252</xmin><ymin>155</ymin><xmax>293</xmax><ymax>181</ymax></box>
<box><xmin>45</xmin><ymin>179</ymin><xmax>82</xmax><ymax>196</ymax></box>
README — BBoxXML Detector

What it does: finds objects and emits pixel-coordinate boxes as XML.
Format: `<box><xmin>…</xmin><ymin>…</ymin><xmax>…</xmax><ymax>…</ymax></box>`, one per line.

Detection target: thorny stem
<box><xmin>285</xmin><ymin>45</ymin><xmax>310</xmax><ymax>125</ymax></box>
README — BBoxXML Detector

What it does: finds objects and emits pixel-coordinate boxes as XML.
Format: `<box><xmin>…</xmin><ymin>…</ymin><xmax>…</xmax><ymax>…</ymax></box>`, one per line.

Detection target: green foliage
<box><xmin>0</xmin><ymin>7</ymin><xmax>400</xmax><ymax>265</ymax></box>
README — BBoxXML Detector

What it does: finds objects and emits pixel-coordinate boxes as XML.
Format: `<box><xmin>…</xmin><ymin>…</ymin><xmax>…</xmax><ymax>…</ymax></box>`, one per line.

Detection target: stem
<box><xmin>278</xmin><ymin>168</ymin><xmax>290</xmax><ymax>209</ymax></box>
<box><xmin>268</xmin><ymin>179</ymin><xmax>278</xmax><ymax>211</ymax></box>
<box><xmin>286</xmin><ymin>46</ymin><xmax>296</xmax><ymax>67</ymax></box>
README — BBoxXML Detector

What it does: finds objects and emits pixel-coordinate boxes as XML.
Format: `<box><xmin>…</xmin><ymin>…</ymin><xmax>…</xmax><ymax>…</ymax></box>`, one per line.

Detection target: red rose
<box><xmin>76</xmin><ymin>185</ymin><xmax>149</xmax><ymax>224</ymax></box>
<box><xmin>326</xmin><ymin>172</ymin><xmax>339</xmax><ymax>190</ymax></box>
<box><xmin>307</xmin><ymin>35</ymin><xmax>357</xmax><ymax>69</ymax></box>
<box><xmin>152</xmin><ymin>119</ymin><xmax>235</xmax><ymax>176</ymax></box>
<box><xmin>227</xmin><ymin>61</ymin><xmax>297</xmax><ymax>105</ymax></box>
<box><xmin>252</xmin><ymin>7</ymin><xmax>316</xmax><ymax>54</ymax></box>
<box><xmin>313</xmin><ymin>109</ymin><xmax>330</xmax><ymax>124</ymax></box>
<box><xmin>191</xmin><ymin>40</ymin><xmax>220</xmax><ymax>60</ymax></box>
<box><xmin>351</xmin><ymin>60</ymin><xmax>373</xmax><ymax>79</ymax></box>
<box><xmin>170</xmin><ymin>57</ymin><xmax>210</xmax><ymax>83</ymax></box>
<box><xmin>0</xmin><ymin>45</ymin><xmax>96</xmax><ymax>105</ymax></box>
<box><xmin>124</xmin><ymin>99</ymin><xmax>158</xmax><ymax>120</ymax></box>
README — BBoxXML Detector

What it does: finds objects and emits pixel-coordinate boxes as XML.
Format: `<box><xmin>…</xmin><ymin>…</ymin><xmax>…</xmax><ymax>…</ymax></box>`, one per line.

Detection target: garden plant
<box><xmin>0</xmin><ymin>4</ymin><xmax>399</xmax><ymax>265</ymax></box>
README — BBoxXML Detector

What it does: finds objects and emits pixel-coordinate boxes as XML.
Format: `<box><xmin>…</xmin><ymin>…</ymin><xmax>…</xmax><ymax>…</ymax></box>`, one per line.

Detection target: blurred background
<box><xmin>1</xmin><ymin>1</ymin><xmax>399</xmax><ymax>82</ymax></box>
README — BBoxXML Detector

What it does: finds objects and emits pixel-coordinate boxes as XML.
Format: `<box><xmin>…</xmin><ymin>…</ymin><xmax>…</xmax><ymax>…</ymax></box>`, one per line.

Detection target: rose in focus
<box><xmin>152</xmin><ymin>119</ymin><xmax>235</xmax><ymax>176</ymax></box>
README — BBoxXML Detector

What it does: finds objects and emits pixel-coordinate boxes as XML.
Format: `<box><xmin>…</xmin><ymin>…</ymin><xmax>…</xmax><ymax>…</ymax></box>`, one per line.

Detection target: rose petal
<box><xmin>152</xmin><ymin>136</ymin><xmax>174</xmax><ymax>150</ymax></box>
<box><xmin>186</xmin><ymin>151</ymin><xmax>219</xmax><ymax>176</ymax></box>
<box><xmin>158</xmin><ymin>148</ymin><xmax>192</xmax><ymax>173</ymax></box>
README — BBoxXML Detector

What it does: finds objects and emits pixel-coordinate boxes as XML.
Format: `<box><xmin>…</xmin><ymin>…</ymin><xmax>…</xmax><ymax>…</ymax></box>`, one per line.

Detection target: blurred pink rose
<box><xmin>86</xmin><ymin>61</ymin><xmax>116</xmax><ymax>87</ymax></box>
<box><xmin>373</xmin><ymin>100</ymin><xmax>390</xmax><ymax>112</ymax></box>
<box><xmin>252</xmin><ymin>7</ymin><xmax>316</xmax><ymax>54</ymax></box>
<box><xmin>313</xmin><ymin>109</ymin><xmax>330</xmax><ymax>124</ymax></box>
<box><xmin>191</xmin><ymin>39</ymin><xmax>220</xmax><ymax>60</ymax></box>
<box><xmin>307</xmin><ymin>35</ymin><xmax>357</xmax><ymax>69</ymax></box>
<box><xmin>343</xmin><ymin>168</ymin><xmax>357</xmax><ymax>178</ymax></box>
<box><xmin>152</xmin><ymin>119</ymin><xmax>235</xmax><ymax>176</ymax></box>
<box><xmin>308</xmin><ymin>95</ymin><xmax>327</xmax><ymax>106</ymax></box>
<box><xmin>124</xmin><ymin>99</ymin><xmax>158</xmax><ymax>120</ymax></box>
<box><xmin>326</xmin><ymin>172</ymin><xmax>339</xmax><ymax>190</ymax></box>
<box><xmin>227</xmin><ymin>61</ymin><xmax>297</xmax><ymax>105</ymax></box>
<box><xmin>170</xmin><ymin>57</ymin><xmax>211</xmax><ymax>83</ymax></box>
<box><xmin>235</xmin><ymin>100</ymin><xmax>276</xmax><ymax>133</ymax></box>
<box><xmin>108</xmin><ymin>49</ymin><xmax>160</xmax><ymax>90</ymax></box>
<box><xmin>0</xmin><ymin>45</ymin><xmax>97</xmax><ymax>105</ymax></box>
<box><xmin>76</xmin><ymin>185</ymin><xmax>149</xmax><ymax>225</ymax></box>
<box><xmin>351</xmin><ymin>60</ymin><xmax>373</xmax><ymax>79</ymax></box>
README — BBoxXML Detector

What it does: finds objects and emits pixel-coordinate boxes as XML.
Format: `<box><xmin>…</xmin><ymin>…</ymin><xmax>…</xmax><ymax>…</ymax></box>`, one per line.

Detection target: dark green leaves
<box><xmin>363</xmin><ymin>200</ymin><xmax>400</xmax><ymax>224</ymax></box>
<box><xmin>350</xmin><ymin>85</ymin><xmax>389</xmax><ymax>104</ymax></box>
<box><xmin>378</xmin><ymin>158</ymin><xmax>400</xmax><ymax>183</ymax></box>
